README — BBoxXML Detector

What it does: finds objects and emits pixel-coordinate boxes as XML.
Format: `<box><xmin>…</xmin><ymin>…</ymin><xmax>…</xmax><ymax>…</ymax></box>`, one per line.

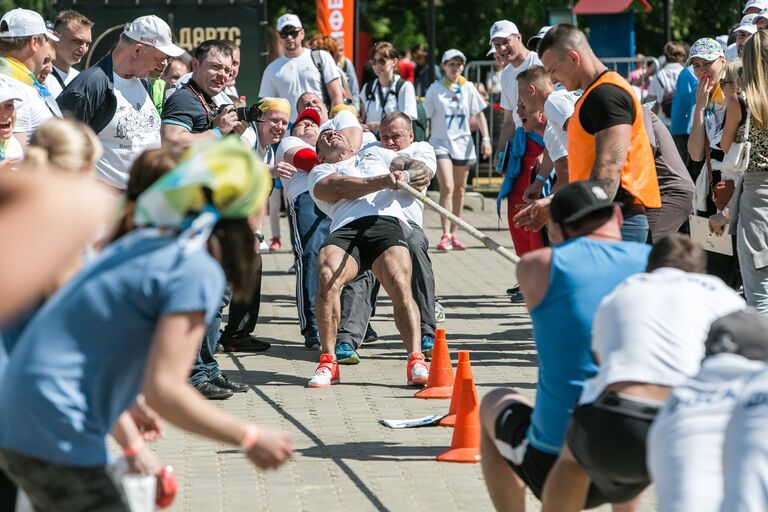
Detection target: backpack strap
<box><xmin>310</xmin><ymin>49</ymin><xmax>331</xmax><ymax>108</ymax></box>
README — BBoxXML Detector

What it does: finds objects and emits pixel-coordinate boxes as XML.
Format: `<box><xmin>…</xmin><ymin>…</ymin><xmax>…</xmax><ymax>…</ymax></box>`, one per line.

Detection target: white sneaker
<box><xmin>435</xmin><ymin>301</ymin><xmax>446</xmax><ymax>323</ymax></box>
<box><xmin>259</xmin><ymin>241</ymin><xmax>269</xmax><ymax>252</ymax></box>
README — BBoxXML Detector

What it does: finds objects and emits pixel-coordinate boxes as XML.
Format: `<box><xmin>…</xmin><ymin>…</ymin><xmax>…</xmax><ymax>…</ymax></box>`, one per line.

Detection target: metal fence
<box><xmin>461</xmin><ymin>55</ymin><xmax>660</xmax><ymax>193</ymax></box>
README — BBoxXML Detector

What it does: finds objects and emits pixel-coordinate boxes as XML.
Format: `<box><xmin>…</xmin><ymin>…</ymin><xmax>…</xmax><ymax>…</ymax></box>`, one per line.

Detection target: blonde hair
<box><xmin>26</xmin><ymin>119</ymin><xmax>102</xmax><ymax>174</ymax></box>
<box><xmin>742</xmin><ymin>30</ymin><xmax>768</xmax><ymax>130</ymax></box>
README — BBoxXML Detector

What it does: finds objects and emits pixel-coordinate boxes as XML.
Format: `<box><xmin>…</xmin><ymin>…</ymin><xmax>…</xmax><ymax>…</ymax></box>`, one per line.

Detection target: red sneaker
<box><xmin>450</xmin><ymin>234</ymin><xmax>466</xmax><ymax>250</ymax></box>
<box><xmin>269</xmin><ymin>237</ymin><xmax>281</xmax><ymax>251</ymax></box>
<box><xmin>308</xmin><ymin>353</ymin><xmax>340</xmax><ymax>388</ymax></box>
<box><xmin>407</xmin><ymin>352</ymin><xmax>429</xmax><ymax>386</ymax></box>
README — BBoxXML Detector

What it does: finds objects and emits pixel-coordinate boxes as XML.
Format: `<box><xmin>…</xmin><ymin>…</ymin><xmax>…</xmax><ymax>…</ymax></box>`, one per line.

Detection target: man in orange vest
<box><xmin>538</xmin><ymin>24</ymin><xmax>660</xmax><ymax>243</ymax></box>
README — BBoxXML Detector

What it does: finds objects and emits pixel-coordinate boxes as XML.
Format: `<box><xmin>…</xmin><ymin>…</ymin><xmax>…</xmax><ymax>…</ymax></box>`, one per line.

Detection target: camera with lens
<box><xmin>234</xmin><ymin>104</ymin><xmax>262</xmax><ymax>123</ymax></box>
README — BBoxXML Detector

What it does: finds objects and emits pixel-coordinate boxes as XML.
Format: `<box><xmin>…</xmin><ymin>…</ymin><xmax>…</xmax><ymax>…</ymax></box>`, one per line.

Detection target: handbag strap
<box><xmin>744</xmin><ymin>101</ymin><xmax>751</xmax><ymax>142</ymax></box>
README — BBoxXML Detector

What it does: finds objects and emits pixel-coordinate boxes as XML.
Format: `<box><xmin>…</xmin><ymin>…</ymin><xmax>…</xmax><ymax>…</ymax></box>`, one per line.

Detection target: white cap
<box><xmin>489</xmin><ymin>20</ymin><xmax>519</xmax><ymax>44</ymax></box>
<box><xmin>486</xmin><ymin>46</ymin><xmax>496</xmax><ymax>56</ymax></box>
<box><xmin>277</xmin><ymin>14</ymin><xmax>302</xmax><ymax>32</ymax></box>
<box><xmin>744</xmin><ymin>0</ymin><xmax>768</xmax><ymax>13</ymax></box>
<box><xmin>0</xmin><ymin>86</ymin><xmax>22</xmax><ymax>106</ymax></box>
<box><xmin>735</xmin><ymin>21</ymin><xmax>758</xmax><ymax>35</ymax></box>
<box><xmin>123</xmin><ymin>15</ymin><xmax>183</xmax><ymax>57</ymax></box>
<box><xmin>527</xmin><ymin>26</ymin><xmax>552</xmax><ymax>49</ymax></box>
<box><xmin>544</xmin><ymin>89</ymin><xmax>580</xmax><ymax>130</ymax></box>
<box><xmin>441</xmin><ymin>49</ymin><xmax>466</xmax><ymax>64</ymax></box>
<box><xmin>756</xmin><ymin>8</ymin><xmax>768</xmax><ymax>21</ymax></box>
<box><xmin>0</xmin><ymin>9</ymin><xmax>58</xmax><ymax>41</ymax></box>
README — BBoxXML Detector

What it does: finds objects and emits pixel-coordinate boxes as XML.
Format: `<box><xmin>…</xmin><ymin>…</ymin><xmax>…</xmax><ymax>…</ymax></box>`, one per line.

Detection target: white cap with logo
<box><xmin>744</xmin><ymin>0</ymin><xmax>768</xmax><ymax>13</ymax></box>
<box><xmin>277</xmin><ymin>14</ymin><xmax>302</xmax><ymax>32</ymax></box>
<box><xmin>488</xmin><ymin>20</ymin><xmax>519</xmax><ymax>44</ymax></box>
<box><xmin>123</xmin><ymin>15</ymin><xmax>184</xmax><ymax>57</ymax></box>
<box><xmin>528</xmin><ymin>26</ymin><xmax>553</xmax><ymax>49</ymax></box>
<box><xmin>0</xmin><ymin>8</ymin><xmax>58</xmax><ymax>41</ymax></box>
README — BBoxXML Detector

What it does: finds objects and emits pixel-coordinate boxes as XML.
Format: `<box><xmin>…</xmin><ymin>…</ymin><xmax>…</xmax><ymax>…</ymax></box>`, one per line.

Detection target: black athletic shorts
<box><xmin>322</xmin><ymin>215</ymin><xmax>409</xmax><ymax>272</ymax></box>
<box><xmin>494</xmin><ymin>399</ymin><xmax>608</xmax><ymax>508</ymax></box>
<box><xmin>566</xmin><ymin>391</ymin><xmax>660</xmax><ymax>504</ymax></box>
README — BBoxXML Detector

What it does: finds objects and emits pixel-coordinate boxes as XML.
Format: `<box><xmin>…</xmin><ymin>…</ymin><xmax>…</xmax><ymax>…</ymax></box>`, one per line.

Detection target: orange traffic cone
<box><xmin>415</xmin><ymin>329</ymin><xmax>454</xmax><ymax>399</ymax></box>
<box><xmin>439</xmin><ymin>351</ymin><xmax>472</xmax><ymax>426</ymax></box>
<box><xmin>436</xmin><ymin>377</ymin><xmax>481</xmax><ymax>463</ymax></box>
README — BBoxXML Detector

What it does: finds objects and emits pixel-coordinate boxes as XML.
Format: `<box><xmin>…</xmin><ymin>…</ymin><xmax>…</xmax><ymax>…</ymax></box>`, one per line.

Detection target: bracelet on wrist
<box><xmin>240</xmin><ymin>424</ymin><xmax>259</xmax><ymax>452</ymax></box>
<box><xmin>123</xmin><ymin>437</ymin><xmax>144</xmax><ymax>458</ymax></box>
<box><xmin>211</xmin><ymin>127</ymin><xmax>223</xmax><ymax>138</ymax></box>
<box><xmin>482</xmin><ymin>136</ymin><xmax>491</xmax><ymax>142</ymax></box>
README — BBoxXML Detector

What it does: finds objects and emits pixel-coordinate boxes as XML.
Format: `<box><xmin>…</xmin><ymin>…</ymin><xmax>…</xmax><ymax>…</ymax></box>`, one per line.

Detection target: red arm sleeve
<box><xmin>293</xmin><ymin>147</ymin><xmax>319</xmax><ymax>172</ymax></box>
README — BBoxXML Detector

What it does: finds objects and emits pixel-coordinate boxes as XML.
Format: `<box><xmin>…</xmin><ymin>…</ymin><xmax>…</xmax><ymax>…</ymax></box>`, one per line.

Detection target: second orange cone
<box><xmin>439</xmin><ymin>351</ymin><xmax>473</xmax><ymax>426</ymax></box>
<box><xmin>436</xmin><ymin>376</ymin><xmax>481</xmax><ymax>463</ymax></box>
<box><xmin>415</xmin><ymin>328</ymin><xmax>454</xmax><ymax>399</ymax></box>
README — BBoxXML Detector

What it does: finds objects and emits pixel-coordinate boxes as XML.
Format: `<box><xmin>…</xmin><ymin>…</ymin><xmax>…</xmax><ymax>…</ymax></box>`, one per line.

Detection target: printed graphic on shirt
<box><xmin>114</xmin><ymin>101</ymin><xmax>161</xmax><ymax>149</ymax></box>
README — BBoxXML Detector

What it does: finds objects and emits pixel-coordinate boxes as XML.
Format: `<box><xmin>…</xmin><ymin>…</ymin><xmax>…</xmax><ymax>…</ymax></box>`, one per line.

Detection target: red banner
<box><xmin>316</xmin><ymin>0</ymin><xmax>355</xmax><ymax>61</ymax></box>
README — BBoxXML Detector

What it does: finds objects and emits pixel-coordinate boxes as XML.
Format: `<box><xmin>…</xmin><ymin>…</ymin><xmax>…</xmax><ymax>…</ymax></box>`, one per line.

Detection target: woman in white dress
<box><xmin>424</xmin><ymin>49</ymin><xmax>491</xmax><ymax>251</ymax></box>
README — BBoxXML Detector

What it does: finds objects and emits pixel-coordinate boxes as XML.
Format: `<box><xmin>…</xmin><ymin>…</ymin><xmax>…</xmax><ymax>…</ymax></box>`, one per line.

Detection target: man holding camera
<box><xmin>161</xmin><ymin>39</ymin><xmax>241</xmax><ymax>148</ymax></box>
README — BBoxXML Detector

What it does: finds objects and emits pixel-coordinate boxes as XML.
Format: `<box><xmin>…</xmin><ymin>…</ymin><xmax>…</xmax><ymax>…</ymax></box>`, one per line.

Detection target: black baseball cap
<box><xmin>705</xmin><ymin>309</ymin><xmax>768</xmax><ymax>361</ymax></box>
<box><xmin>550</xmin><ymin>181</ymin><xmax>617</xmax><ymax>225</ymax></box>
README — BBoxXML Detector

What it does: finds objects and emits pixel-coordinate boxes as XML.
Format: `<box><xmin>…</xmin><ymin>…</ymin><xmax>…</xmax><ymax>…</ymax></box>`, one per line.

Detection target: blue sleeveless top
<box><xmin>528</xmin><ymin>237</ymin><xmax>651</xmax><ymax>454</ymax></box>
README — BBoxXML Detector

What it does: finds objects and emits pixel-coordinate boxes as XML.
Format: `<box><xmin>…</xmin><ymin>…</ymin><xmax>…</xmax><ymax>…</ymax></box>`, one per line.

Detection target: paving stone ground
<box><xmin>151</xmin><ymin>206</ymin><xmax>656</xmax><ymax>512</ymax></box>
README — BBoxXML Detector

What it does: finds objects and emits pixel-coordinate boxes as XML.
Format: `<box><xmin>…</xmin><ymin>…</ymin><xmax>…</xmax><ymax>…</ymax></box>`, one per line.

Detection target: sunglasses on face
<box><xmin>279</xmin><ymin>29</ymin><xmax>301</xmax><ymax>39</ymax></box>
<box><xmin>371</xmin><ymin>57</ymin><xmax>390</xmax><ymax>66</ymax></box>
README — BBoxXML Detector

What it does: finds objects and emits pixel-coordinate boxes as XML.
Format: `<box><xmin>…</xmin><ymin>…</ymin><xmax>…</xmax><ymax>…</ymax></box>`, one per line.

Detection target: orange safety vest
<box><xmin>568</xmin><ymin>71</ymin><xmax>661</xmax><ymax>208</ymax></box>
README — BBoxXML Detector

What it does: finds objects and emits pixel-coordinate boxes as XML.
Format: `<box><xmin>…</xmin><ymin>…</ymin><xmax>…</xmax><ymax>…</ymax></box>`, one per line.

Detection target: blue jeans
<box><xmin>288</xmin><ymin>192</ymin><xmax>331</xmax><ymax>339</ymax></box>
<box><xmin>189</xmin><ymin>293</ymin><xmax>228</xmax><ymax>386</ymax></box>
<box><xmin>621</xmin><ymin>214</ymin><xmax>649</xmax><ymax>243</ymax></box>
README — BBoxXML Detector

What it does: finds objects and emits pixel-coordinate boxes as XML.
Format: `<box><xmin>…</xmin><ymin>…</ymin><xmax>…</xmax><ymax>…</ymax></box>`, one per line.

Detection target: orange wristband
<box><xmin>123</xmin><ymin>437</ymin><xmax>144</xmax><ymax>457</ymax></box>
<box><xmin>240</xmin><ymin>424</ymin><xmax>259</xmax><ymax>451</ymax></box>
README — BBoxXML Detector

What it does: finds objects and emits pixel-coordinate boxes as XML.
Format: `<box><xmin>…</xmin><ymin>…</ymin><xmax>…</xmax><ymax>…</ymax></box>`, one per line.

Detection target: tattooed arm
<box><xmin>591</xmin><ymin>124</ymin><xmax>631</xmax><ymax>200</ymax></box>
<box><xmin>390</xmin><ymin>156</ymin><xmax>432</xmax><ymax>189</ymax></box>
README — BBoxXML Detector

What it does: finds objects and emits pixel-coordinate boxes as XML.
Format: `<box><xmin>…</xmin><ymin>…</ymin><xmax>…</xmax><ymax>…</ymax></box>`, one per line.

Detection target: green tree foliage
<box><xmin>1</xmin><ymin>0</ymin><xmax>51</xmax><ymax>19</ymax></box>
<box><xmin>267</xmin><ymin>0</ymin><xmax>746</xmax><ymax>60</ymax></box>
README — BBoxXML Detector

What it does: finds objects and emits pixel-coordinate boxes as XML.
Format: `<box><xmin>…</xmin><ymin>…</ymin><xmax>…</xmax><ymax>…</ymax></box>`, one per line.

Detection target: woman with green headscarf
<box><xmin>0</xmin><ymin>138</ymin><xmax>293</xmax><ymax>511</ymax></box>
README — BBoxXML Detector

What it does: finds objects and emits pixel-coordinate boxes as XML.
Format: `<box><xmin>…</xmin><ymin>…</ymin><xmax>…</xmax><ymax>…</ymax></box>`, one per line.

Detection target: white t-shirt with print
<box><xmin>721</xmin><ymin>366</ymin><xmax>768</xmax><ymax>512</ymax></box>
<box><xmin>308</xmin><ymin>145</ymin><xmax>411</xmax><ymax>234</ymax></box>
<box><xmin>648</xmin><ymin>63</ymin><xmax>684</xmax><ymax>128</ymax></box>
<box><xmin>424</xmin><ymin>79</ymin><xmax>487</xmax><ymax>161</ymax></box>
<box><xmin>95</xmin><ymin>74</ymin><xmax>161</xmax><ymax>189</ymax></box>
<box><xmin>361</xmin><ymin>76</ymin><xmax>418</xmax><ymax>124</ymax></box>
<box><xmin>259</xmin><ymin>49</ymin><xmax>341</xmax><ymax>122</ymax></box>
<box><xmin>500</xmin><ymin>52</ymin><xmax>542</xmax><ymax>128</ymax></box>
<box><xmin>44</xmin><ymin>66</ymin><xmax>79</xmax><ymax>99</ymax></box>
<box><xmin>647</xmin><ymin>354</ymin><xmax>765</xmax><ymax>512</ymax></box>
<box><xmin>0</xmin><ymin>75</ymin><xmax>58</xmax><ymax>144</ymax></box>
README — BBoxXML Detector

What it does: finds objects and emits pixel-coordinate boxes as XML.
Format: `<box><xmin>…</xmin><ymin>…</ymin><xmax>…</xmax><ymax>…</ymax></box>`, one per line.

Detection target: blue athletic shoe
<box><xmin>421</xmin><ymin>335</ymin><xmax>435</xmax><ymax>359</ymax></box>
<box><xmin>335</xmin><ymin>342</ymin><xmax>360</xmax><ymax>365</ymax></box>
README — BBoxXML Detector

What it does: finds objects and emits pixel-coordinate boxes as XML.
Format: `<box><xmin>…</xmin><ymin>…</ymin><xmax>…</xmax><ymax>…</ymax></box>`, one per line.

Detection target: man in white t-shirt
<box><xmin>541</xmin><ymin>236</ymin><xmax>745</xmax><ymax>511</ymax></box>
<box><xmin>58</xmin><ymin>15</ymin><xmax>183</xmax><ymax>190</ymax></box>
<box><xmin>44</xmin><ymin>10</ymin><xmax>92</xmax><ymax>99</ymax></box>
<box><xmin>306</xmin><ymin>130</ymin><xmax>432</xmax><ymax>388</ymax></box>
<box><xmin>489</xmin><ymin>19</ymin><xmax>542</xmax><ymax>170</ymax></box>
<box><xmin>334</xmin><ymin>112</ymin><xmax>438</xmax><ymax>365</ymax></box>
<box><xmin>0</xmin><ymin>8</ymin><xmax>61</xmax><ymax>148</ymax></box>
<box><xmin>647</xmin><ymin>310</ymin><xmax>768</xmax><ymax>512</ymax></box>
<box><xmin>258</xmin><ymin>14</ymin><xmax>343</xmax><ymax>122</ymax></box>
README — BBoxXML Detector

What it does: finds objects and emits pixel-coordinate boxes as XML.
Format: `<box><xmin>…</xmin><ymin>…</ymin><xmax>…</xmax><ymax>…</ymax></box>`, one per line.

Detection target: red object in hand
<box><xmin>293</xmin><ymin>147</ymin><xmax>319</xmax><ymax>172</ymax></box>
<box><xmin>155</xmin><ymin>465</ymin><xmax>177</xmax><ymax>508</ymax></box>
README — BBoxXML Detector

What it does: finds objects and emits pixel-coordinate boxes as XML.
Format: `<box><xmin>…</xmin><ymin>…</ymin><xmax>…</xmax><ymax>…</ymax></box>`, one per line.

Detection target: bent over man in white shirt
<box><xmin>306</xmin><ymin>129</ymin><xmax>432</xmax><ymax>389</ymax></box>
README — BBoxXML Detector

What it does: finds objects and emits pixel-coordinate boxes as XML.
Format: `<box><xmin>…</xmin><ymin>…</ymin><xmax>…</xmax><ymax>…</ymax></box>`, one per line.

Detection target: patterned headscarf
<box><xmin>134</xmin><ymin>137</ymin><xmax>271</xmax><ymax>233</ymax></box>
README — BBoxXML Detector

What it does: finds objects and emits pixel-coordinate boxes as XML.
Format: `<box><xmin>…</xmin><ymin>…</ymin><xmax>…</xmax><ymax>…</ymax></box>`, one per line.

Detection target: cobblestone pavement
<box><xmin>152</xmin><ymin>206</ymin><xmax>656</xmax><ymax>512</ymax></box>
